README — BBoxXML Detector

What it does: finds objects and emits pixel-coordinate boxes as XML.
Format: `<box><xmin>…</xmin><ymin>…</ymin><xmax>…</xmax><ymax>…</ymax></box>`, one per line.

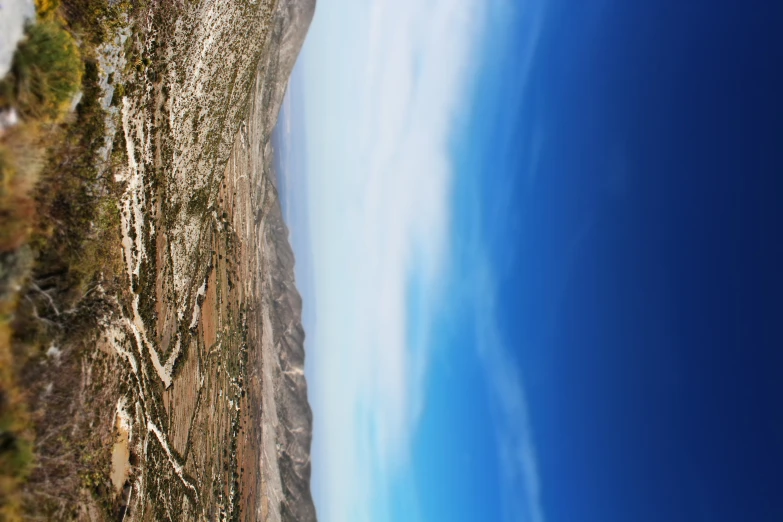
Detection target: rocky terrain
<box><xmin>1</xmin><ymin>0</ymin><xmax>317</xmax><ymax>520</ymax></box>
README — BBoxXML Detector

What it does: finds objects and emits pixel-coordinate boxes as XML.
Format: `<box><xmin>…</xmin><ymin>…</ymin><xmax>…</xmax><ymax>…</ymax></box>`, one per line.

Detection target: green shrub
<box><xmin>1</xmin><ymin>18</ymin><xmax>83</xmax><ymax>121</ymax></box>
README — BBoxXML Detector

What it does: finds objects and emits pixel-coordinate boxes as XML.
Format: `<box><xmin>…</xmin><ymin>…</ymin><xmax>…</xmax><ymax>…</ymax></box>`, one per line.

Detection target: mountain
<box><xmin>2</xmin><ymin>0</ymin><xmax>317</xmax><ymax>520</ymax></box>
<box><xmin>225</xmin><ymin>0</ymin><xmax>318</xmax><ymax>519</ymax></box>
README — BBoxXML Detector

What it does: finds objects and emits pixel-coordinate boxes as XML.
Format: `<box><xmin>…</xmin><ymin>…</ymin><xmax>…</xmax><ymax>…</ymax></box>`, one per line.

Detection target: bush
<box><xmin>0</xmin><ymin>17</ymin><xmax>83</xmax><ymax>121</ymax></box>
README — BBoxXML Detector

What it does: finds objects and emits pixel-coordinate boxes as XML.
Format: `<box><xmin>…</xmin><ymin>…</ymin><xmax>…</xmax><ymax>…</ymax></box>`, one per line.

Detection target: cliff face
<box><xmin>89</xmin><ymin>0</ymin><xmax>317</xmax><ymax>519</ymax></box>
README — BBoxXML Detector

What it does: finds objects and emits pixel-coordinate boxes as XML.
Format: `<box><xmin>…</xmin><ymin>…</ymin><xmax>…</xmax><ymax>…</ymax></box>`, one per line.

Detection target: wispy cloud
<box><xmin>474</xmin><ymin>5</ymin><xmax>548</xmax><ymax>515</ymax></box>
<box><xmin>297</xmin><ymin>0</ymin><xmax>552</xmax><ymax>520</ymax></box>
<box><xmin>474</xmin><ymin>259</ymin><xmax>546</xmax><ymax>522</ymax></box>
<box><xmin>299</xmin><ymin>1</ymin><xmax>486</xmax><ymax>521</ymax></box>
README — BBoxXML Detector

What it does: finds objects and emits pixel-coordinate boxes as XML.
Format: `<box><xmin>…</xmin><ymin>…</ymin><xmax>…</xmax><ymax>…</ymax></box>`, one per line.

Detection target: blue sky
<box><xmin>276</xmin><ymin>1</ymin><xmax>783</xmax><ymax>521</ymax></box>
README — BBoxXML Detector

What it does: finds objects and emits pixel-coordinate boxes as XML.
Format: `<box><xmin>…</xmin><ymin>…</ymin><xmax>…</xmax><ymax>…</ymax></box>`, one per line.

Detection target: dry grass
<box><xmin>0</xmin><ymin>0</ymin><xmax>131</xmax><ymax>518</ymax></box>
<box><xmin>0</xmin><ymin>5</ymin><xmax>83</xmax><ymax>255</ymax></box>
<box><xmin>0</xmin><ymin>124</ymin><xmax>47</xmax><ymax>254</ymax></box>
<box><xmin>0</xmin><ymin>316</ymin><xmax>34</xmax><ymax>522</ymax></box>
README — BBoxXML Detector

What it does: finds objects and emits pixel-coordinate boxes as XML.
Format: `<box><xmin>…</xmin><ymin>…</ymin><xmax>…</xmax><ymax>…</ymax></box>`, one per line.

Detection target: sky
<box><xmin>275</xmin><ymin>1</ymin><xmax>783</xmax><ymax>521</ymax></box>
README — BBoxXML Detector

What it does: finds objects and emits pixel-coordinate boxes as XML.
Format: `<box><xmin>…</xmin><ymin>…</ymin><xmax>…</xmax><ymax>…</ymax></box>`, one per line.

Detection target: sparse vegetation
<box><xmin>0</xmin><ymin>0</ymin><xmax>130</xmax><ymax>518</ymax></box>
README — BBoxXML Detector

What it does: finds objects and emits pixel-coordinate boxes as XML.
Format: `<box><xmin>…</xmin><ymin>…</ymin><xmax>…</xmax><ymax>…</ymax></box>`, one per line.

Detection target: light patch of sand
<box><xmin>111</xmin><ymin>411</ymin><xmax>131</xmax><ymax>493</ymax></box>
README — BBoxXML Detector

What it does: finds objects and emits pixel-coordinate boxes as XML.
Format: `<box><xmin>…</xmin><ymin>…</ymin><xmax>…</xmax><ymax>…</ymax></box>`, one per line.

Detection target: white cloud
<box><xmin>299</xmin><ymin>1</ymin><xmax>486</xmax><ymax>521</ymax></box>
<box><xmin>295</xmin><ymin>0</ymin><xmax>554</xmax><ymax>520</ymax></box>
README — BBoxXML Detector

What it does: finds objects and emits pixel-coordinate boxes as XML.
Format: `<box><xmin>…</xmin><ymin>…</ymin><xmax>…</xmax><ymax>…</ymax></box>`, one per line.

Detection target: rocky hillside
<box><xmin>1</xmin><ymin>0</ymin><xmax>317</xmax><ymax>520</ymax></box>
